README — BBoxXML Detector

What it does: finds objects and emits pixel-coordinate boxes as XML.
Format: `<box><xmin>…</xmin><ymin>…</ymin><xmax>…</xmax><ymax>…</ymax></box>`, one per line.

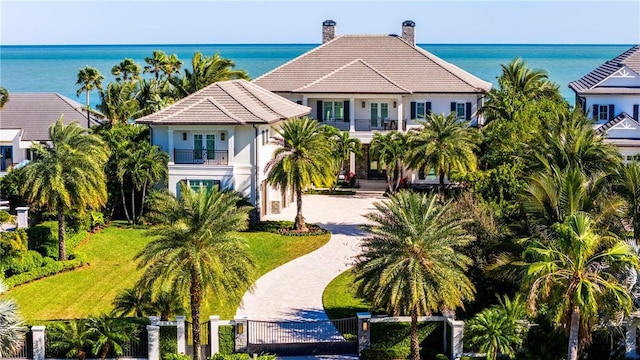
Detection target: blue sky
<box><xmin>1</xmin><ymin>0</ymin><xmax>639</xmax><ymax>45</ymax></box>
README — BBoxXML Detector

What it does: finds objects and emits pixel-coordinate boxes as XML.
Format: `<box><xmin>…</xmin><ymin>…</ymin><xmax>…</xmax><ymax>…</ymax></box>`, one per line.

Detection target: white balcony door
<box><xmin>370</xmin><ymin>102</ymin><xmax>389</xmax><ymax>128</ymax></box>
<box><xmin>194</xmin><ymin>134</ymin><xmax>215</xmax><ymax>161</ymax></box>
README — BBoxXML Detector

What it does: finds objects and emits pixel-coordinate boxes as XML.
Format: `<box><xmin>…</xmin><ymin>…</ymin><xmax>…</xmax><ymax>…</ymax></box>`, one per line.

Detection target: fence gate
<box><xmin>185</xmin><ymin>321</ymin><xmax>211</xmax><ymax>358</ymax></box>
<box><xmin>246</xmin><ymin>317</ymin><xmax>358</xmax><ymax>356</ymax></box>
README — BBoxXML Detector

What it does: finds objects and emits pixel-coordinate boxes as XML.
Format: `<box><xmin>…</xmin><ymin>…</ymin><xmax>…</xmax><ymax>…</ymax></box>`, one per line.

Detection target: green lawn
<box><xmin>322</xmin><ymin>268</ymin><xmax>372</xmax><ymax>320</ymax></box>
<box><xmin>8</xmin><ymin>224</ymin><xmax>330</xmax><ymax>322</ymax></box>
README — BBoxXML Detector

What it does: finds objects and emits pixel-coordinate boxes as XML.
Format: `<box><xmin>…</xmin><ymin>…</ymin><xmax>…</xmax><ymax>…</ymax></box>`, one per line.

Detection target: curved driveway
<box><xmin>235</xmin><ymin>183</ymin><xmax>386</xmax><ymax>321</ymax></box>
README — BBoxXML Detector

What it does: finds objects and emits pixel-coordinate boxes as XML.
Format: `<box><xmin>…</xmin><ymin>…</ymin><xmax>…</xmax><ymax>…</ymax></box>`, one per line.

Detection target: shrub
<box><xmin>160</xmin><ymin>326</ymin><xmax>177</xmax><ymax>359</ymax></box>
<box><xmin>4</xmin><ymin>252</ymin><xmax>87</xmax><ymax>288</ymax></box>
<box><xmin>435</xmin><ymin>354</ymin><xmax>450</xmax><ymax>360</ymax></box>
<box><xmin>0</xmin><ymin>210</ymin><xmax>13</xmax><ymax>223</ymax></box>
<box><xmin>2</xmin><ymin>250</ymin><xmax>44</xmax><ymax>277</ymax></box>
<box><xmin>359</xmin><ymin>321</ymin><xmax>442</xmax><ymax>360</ymax></box>
<box><xmin>27</xmin><ymin>221</ymin><xmax>88</xmax><ymax>258</ymax></box>
<box><xmin>164</xmin><ymin>354</ymin><xmax>191</xmax><ymax>360</ymax></box>
<box><xmin>218</xmin><ymin>325</ymin><xmax>234</xmax><ymax>354</ymax></box>
<box><xmin>209</xmin><ymin>354</ymin><xmax>276</xmax><ymax>360</ymax></box>
<box><xmin>0</xmin><ymin>228</ymin><xmax>28</xmax><ymax>256</ymax></box>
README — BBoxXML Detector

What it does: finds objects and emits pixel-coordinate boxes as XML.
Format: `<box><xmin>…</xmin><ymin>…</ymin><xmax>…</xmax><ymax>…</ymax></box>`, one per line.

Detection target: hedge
<box><xmin>4</xmin><ymin>252</ymin><xmax>87</xmax><ymax>288</ymax></box>
<box><xmin>218</xmin><ymin>325</ymin><xmax>234</xmax><ymax>354</ymax></box>
<box><xmin>360</xmin><ymin>321</ymin><xmax>443</xmax><ymax>360</ymax></box>
<box><xmin>27</xmin><ymin>221</ymin><xmax>88</xmax><ymax>259</ymax></box>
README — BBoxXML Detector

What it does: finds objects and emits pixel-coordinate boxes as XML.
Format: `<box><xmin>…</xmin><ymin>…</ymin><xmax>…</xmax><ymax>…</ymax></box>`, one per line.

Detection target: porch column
<box><xmin>209</xmin><ymin>315</ymin><xmax>220</xmax><ymax>355</ymax></box>
<box><xmin>350</xmin><ymin>152</ymin><xmax>356</xmax><ymax>174</ymax></box>
<box><xmin>168</xmin><ymin>129</ymin><xmax>175</xmax><ymax>164</ymax></box>
<box><xmin>227</xmin><ymin>129</ymin><xmax>235</xmax><ymax>166</ymax></box>
<box><xmin>626</xmin><ymin>319</ymin><xmax>639</xmax><ymax>358</ymax></box>
<box><xmin>357</xmin><ymin>312</ymin><xmax>371</xmax><ymax>356</ymax></box>
<box><xmin>302</xmin><ymin>96</ymin><xmax>308</xmax><ymax>106</ymax></box>
<box><xmin>32</xmin><ymin>326</ymin><xmax>46</xmax><ymax>360</ymax></box>
<box><xmin>349</xmin><ymin>97</ymin><xmax>355</xmax><ymax>132</ymax></box>
<box><xmin>397</xmin><ymin>97</ymin><xmax>404</xmax><ymax>131</ymax></box>
<box><xmin>176</xmin><ymin>316</ymin><xmax>186</xmax><ymax>354</ymax></box>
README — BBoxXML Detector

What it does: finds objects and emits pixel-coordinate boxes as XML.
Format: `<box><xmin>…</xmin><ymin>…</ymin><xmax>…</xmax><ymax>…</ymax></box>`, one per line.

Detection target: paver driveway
<box><xmin>235</xmin><ymin>182</ymin><xmax>386</xmax><ymax>321</ymax></box>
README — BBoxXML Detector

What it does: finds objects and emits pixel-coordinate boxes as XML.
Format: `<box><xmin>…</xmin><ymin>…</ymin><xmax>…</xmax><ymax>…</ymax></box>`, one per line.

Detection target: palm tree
<box><xmin>160</xmin><ymin>53</ymin><xmax>182</xmax><ymax>79</ymax></box>
<box><xmin>87</xmin><ymin>315</ymin><xmax>136</xmax><ymax>360</ymax></box>
<box><xmin>616</xmin><ymin>161</ymin><xmax>640</xmax><ymax>238</ymax></box>
<box><xmin>129</xmin><ymin>143</ymin><xmax>168</xmax><ymax>222</ymax></box>
<box><xmin>76</xmin><ymin>66</ymin><xmax>104</xmax><ymax>127</ymax></box>
<box><xmin>98</xmin><ymin>81</ymin><xmax>139</xmax><ymax>125</ymax></box>
<box><xmin>143</xmin><ymin>50</ymin><xmax>169</xmax><ymax>82</ymax></box>
<box><xmin>354</xmin><ymin>191</ymin><xmax>475</xmax><ymax>360</ymax></box>
<box><xmin>323</xmin><ymin>127</ymin><xmax>362</xmax><ymax>177</ymax></box>
<box><xmin>21</xmin><ymin>117</ymin><xmax>109</xmax><ymax>260</ymax></box>
<box><xmin>111</xmin><ymin>58</ymin><xmax>141</xmax><ymax>83</ymax></box>
<box><xmin>135</xmin><ymin>182</ymin><xmax>255</xmax><ymax>360</ymax></box>
<box><xmin>172</xmin><ymin>52</ymin><xmax>249</xmax><ymax>98</ymax></box>
<box><xmin>48</xmin><ymin>320</ymin><xmax>93</xmax><ymax>360</ymax></box>
<box><xmin>265</xmin><ymin>117</ymin><xmax>334</xmax><ymax>231</ymax></box>
<box><xmin>0</xmin><ymin>280</ymin><xmax>26</xmax><ymax>358</ymax></box>
<box><xmin>0</xmin><ymin>87</ymin><xmax>8</xmax><ymax>109</ymax></box>
<box><xmin>407</xmin><ymin>112</ymin><xmax>480</xmax><ymax>202</ymax></box>
<box><xmin>520</xmin><ymin>212</ymin><xmax>638</xmax><ymax>360</ymax></box>
<box><xmin>497</xmin><ymin>58</ymin><xmax>559</xmax><ymax>100</ymax></box>
<box><xmin>370</xmin><ymin>131</ymin><xmax>408</xmax><ymax>194</ymax></box>
<box><xmin>150</xmin><ymin>290</ymin><xmax>185</xmax><ymax>321</ymax></box>
<box><xmin>112</xmin><ymin>287</ymin><xmax>152</xmax><ymax>317</ymax></box>
<box><xmin>466</xmin><ymin>308</ymin><xmax>522</xmax><ymax>360</ymax></box>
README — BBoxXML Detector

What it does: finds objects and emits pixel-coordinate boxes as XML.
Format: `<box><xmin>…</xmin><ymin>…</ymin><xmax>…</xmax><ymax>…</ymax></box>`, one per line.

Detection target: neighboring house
<box><xmin>135</xmin><ymin>79</ymin><xmax>310</xmax><ymax>218</ymax></box>
<box><xmin>569</xmin><ymin>45</ymin><xmax>640</xmax><ymax>161</ymax></box>
<box><xmin>253</xmin><ymin>20</ymin><xmax>492</xmax><ymax>183</ymax></box>
<box><xmin>0</xmin><ymin>93</ymin><xmax>99</xmax><ymax>175</ymax></box>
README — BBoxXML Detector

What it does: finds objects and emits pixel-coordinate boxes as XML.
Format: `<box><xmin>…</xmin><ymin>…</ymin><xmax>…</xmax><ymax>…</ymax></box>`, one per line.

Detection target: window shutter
<box><xmin>634</xmin><ymin>104</ymin><xmax>639</xmax><ymax>121</ymax></box>
<box><xmin>609</xmin><ymin>104</ymin><xmax>615</xmax><ymax>121</ymax></box>
<box><xmin>451</xmin><ymin>102</ymin><xmax>456</xmax><ymax>113</ymax></box>
<box><xmin>426</xmin><ymin>102</ymin><xmax>432</xmax><ymax>116</ymax></box>
<box><xmin>410</xmin><ymin>101</ymin><xmax>416</xmax><ymax>119</ymax></box>
<box><xmin>343</xmin><ymin>101</ymin><xmax>350</xmax><ymax>122</ymax></box>
<box><xmin>593</xmin><ymin>104</ymin><xmax>599</xmax><ymax>120</ymax></box>
<box><xmin>316</xmin><ymin>100</ymin><xmax>323</xmax><ymax>120</ymax></box>
<box><xmin>466</xmin><ymin>102</ymin><xmax>472</xmax><ymax>120</ymax></box>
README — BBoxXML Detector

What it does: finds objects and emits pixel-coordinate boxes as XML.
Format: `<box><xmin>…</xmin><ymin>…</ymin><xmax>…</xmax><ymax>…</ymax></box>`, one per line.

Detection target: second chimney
<box><xmin>322</xmin><ymin>20</ymin><xmax>336</xmax><ymax>44</ymax></box>
<box><xmin>402</xmin><ymin>20</ymin><xmax>416</xmax><ymax>46</ymax></box>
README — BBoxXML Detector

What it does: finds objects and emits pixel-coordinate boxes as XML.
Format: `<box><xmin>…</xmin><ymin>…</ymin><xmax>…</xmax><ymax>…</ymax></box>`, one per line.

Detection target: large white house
<box><xmin>569</xmin><ymin>45</ymin><xmax>640</xmax><ymax>160</ymax></box>
<box><xmin>135</xmin><ymin>79</ymin><xmax>310</xmax><ymax>218</ymax></box>
<box><xmin>253</xmin><ymin>20</ymin><xmax>492</xmax><ymax>182</ymax></box>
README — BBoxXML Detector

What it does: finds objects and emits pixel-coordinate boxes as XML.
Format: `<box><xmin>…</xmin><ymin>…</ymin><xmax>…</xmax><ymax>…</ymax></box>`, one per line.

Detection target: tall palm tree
<box><xmin>129</xmin><ymin>142</ymin><xmax>169</xmax><ymax>222</ymax></box>
<box><xmin>87</xmin><ymin>315</ymin><xmax>136</xmax><ymax>360</ymax></box>
<box><xmin>112</xmin><ymin>287</ymin><xmax>152</xmax><ymax>317</ymax></box>
<box><xmin>111</xmin><ymin>58</ymin><xmax>141</xmax><ymax>83</ymax></box>
<box><xmin>98</xmin><ymin>81</ymin><xmax>139</xmax><ymax>125</ymax></box>
<box><xmin>265</xmin><ymin>117</ymin><xmax>334</xmax><ymax>231</ymax></box>
<box><xmin>172</xmin><ymin>52</ymin><xmax>249</xmax><ymax>98</ymax></box>
<box><xmin>0</xmin><ymin>280</ymin><xmax>26</xmax><ymax>358</ymax></box>
<box><xmin>407</xmin><ymin>112</ymin><xmax>480</xmax><ymax>202</ymax></box>
<box><xmin>520</xmin><ymin>212</ymin><xmax>638</xmax><ymax>360</ymax></box>
<box><xmin>22</xmin><ymin>117</ymin><xmax>109</xmax><ymax>260</ymax></box>
<box><xmin>0</xmin><ymin>87</ymin><xmax>8</xmax><ymax>109</ymax></box>
<box><xmin>150</xmin><ymin>289</ymin><xmax>185</xmax><ymax>321</ymax></box>
<box><xmin>135</xmin><ymin>183</ymin><xmax>255</xmax><ymax>360</ymax></box>
<box><xmin>143</xmin><ymin>50</ymin><xmax>169</xmax><ymax>82</ymax></box>
<box><xmin>76</xmin><ymin>66</ymin><xmax>104</xmax><ymax>127</ymax></box>
<box><xmin>616</xmin><ymin>161</ymin><xmax>640</xmax><ymax>238</ymax></box>
<box><xmin>497</xmin><ymin>58</ymin><xmax>559</xmax><ymax>100</ymax></box>
<box><xmin>323</xmin><ymin>127</ymin><xmax>362</xmax><ymax>177</ymax></box>
<box><xmin>48</xmin><ymin>320</ymin><xmax>93</xmax><ymax>360</ymax></box>
<box><xmin>354</xmin><ymin>191</ymin><xmax>475</xmax><ymax>360</ymax></box>
<box><xmin>370</xmin><ymin>131</ymin><xmax>408</xmax><ymax>194</ymax></box>
<box><xmin>160</xmin><ymin>53</ymin><xmax>182</xmax><ymax>79</ymax></box>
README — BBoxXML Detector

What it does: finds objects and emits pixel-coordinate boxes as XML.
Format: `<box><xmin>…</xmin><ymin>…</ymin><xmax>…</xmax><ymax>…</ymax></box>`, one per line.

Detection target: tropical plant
<box><xmin>369</xmin><ymin>131</ymin><xmax>408</xmax><ymax>194</ymax></box>
<box><xmin>518</xmin><ymin>212</ymin><xmax>638</xmax><ymax>360</ymax></box>
<box><xmin>265</xmin><ymin>117</ymin><xmax>334</xmax><ymax>231</ymax></box>
<box><xmin>144</xmin><ymin>50</ymin><xmax>169</xmax><ymax>82</ymax></box>
<box><xmin>354</xmin><ymin>191</ymin><xmax>475</xmax><ymax>360</ymax></box>
<box><xmin>616</xmin><ymin>161</ymin><xmax>640</xmax><ymax>238</ymax></box>
<box><xmin>172</xmin><ymin>52</ymin><xmax>249</xmax><ymax>98</ymax></box>
<box><xmin>161</xmin><ymin>53</ymin><xmax>182</xmax><ymax>80</ymax></box>
<box><xmin>111</xmin><ymin>58</ymin><xmax>141</xmax><ymax>83</ymax></box>
<box><xmin>21</xmin><ymin>117</ymin><xmax>109</xmax><ymax>260</ymax></box>
<box><xmin>129</xmin><ymin>142</ymin><xmax>168</xmax><ymax>222</ymax></box>
<box><xmin>322</xmin><ymin>127</ymin><xmax>362</xmax><ymax>177</ymax></box>
<box><xmin>87</xmin><ymin>314</ymin><xmax>137</xmax><ymax>360</ymax></box>
<box><xmin>135</xmin><ymin>182</ymin><xmax>255</xmax><ymax>360</ymax></box>
<box><xmin>48</xmin><ymin>320</ymin><xmax>93</xmax><ymax>360</ymax></box>
<box><xmin>76</xmin><ymin>66</ymin><xmax>104</xmax><ymax>127</ymax></box>
<box><xmin>150</xmin><ymin>289</ymin><xmax>185</xmax><ymax>321</ymax></box>
<box><xmin>0</xmin><ymin>280</ymin><xmax>26</xmax><ymax>358</ymax></box>
<box><xmin>407</xmin><ymin>112</ymin><xmax>480</xmax><ymax>202</ymax></box>
<box><xmin>98</xmin><ymin>81</ymin><xmax>139</xmax><ymax>125</ymax></box>
<box><xmin>112</xmin><ymin>287</ymin><xmax>153</xmax><ymax>317</ymax></box>
<box><xmin>466</xmin><ymin>308</ymin><xmax>522</xmax><ymax>360</ymax></box>
<box><xmin>0</xmin><ymin>87</ymin><xmax>8</xmax><ymax>109</ymax></box>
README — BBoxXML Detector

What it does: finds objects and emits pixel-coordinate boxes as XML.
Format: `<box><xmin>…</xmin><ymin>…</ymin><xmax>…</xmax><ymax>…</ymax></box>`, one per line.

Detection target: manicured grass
<box><xmin>322</xmin><ymin>268</ymin><xmax>372</xmax><ymax>320</ymax></box>
<box><xmin>8</xmin><ymin>223</ymin><xmax>330</xmax><ymax>322</ymax></box>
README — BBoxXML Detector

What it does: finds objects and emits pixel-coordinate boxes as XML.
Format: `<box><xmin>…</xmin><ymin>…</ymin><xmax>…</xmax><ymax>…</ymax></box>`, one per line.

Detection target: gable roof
<box><xmin>0</xmin><ymin>93</ymin><xmax>95</xmax><ymax>141</ymax></box>
<box><xmin>254</xmin><ymin>35</ymin><xmax>492</xmax><ymax>94</ymax></box>
<box><xmin>136</xmin><ymin>79</ymin><xmax>310</xmax><ymax>125</ymax></box>
<box><xmin>595</xmin><ymin>112</ymin><xmax>640</xmax><ymax>135</ymax></box>
<box><xmin>569</xmin><ymin>45</ymin><xmax>640</xmax><ymax>94</ymax></box>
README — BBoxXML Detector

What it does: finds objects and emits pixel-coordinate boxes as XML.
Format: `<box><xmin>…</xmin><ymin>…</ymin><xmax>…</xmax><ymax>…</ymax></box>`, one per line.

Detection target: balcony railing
<box><xmin>319</xmin><ymin>119</ymin><xmax>350</xmax><ymax>131</ymax></box>
<box><xmin>174</xmin><ymin>149</ymin><xmax>228</xmax><ymax>165</ymax></box>
<box><xmin>355</xmin><ymin>119</ymin><xmax>398</xmax><ymax>131</ymax></box>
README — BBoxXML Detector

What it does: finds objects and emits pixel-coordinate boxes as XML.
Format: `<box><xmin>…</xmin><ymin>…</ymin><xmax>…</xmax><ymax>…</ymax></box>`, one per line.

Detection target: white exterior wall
<box><xmin>585</xmin><ymin>94</ymin><xmax>640</xmax><ymax>124</ymax></box>
<box><xmin>404</xmin><ymin>94</ymin><xmax>482</xmax><ymax>129</ymax></box>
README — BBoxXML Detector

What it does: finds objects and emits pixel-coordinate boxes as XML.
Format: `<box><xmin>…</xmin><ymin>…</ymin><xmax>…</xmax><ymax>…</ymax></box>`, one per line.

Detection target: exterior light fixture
<box><xmin>221</xmin><ymin>132</ymin><xmax>225</xmax><ymax>141</ymax></box>
<box><xmin>182</xmin><ymin>133</ymin><xmax>187</xmax><ymax>141</ymax></box>
<box><xmin>362</xmin><ymin>101</ymin><xmax>365</xmax><ymax>108</ymax></box>
<box><xmin>237</xmin><ymin>323</ymin><xmax>244</xmax><ymax>335</ymax></box>
<box><xmin>362</xmin><ymin>320</ymin><xmax>369</xmax><ymax>331</ymax></box>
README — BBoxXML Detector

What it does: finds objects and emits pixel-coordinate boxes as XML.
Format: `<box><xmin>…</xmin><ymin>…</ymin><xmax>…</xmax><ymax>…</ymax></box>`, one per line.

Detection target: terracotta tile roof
<box><xmin>569</xmin><ymin>45</ymin><xmax>640</xmax><ymax>94</ymax></box>
<box><xmin>595</xmin><ymin>112</ymin><xmax>639</xmax><ymax>135</ymax></box>
<box><xmin>254</xmin><ymin>35</ymin><xmax>492</xmax><ymax>94</ymax></box>
<box><xmin>0</xmin><ymin>93</ymin><xmax>94</xmax><ymax>141</ymax></box>
<box><xmin>135</xmin><ymin>79</ymin><xmax>310</xmax><ymax>125</ymax></box>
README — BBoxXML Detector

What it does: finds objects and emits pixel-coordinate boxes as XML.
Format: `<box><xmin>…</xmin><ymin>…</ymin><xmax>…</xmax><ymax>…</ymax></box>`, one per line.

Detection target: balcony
<box><xmin>174</xmin><ymin>149</ymin><xmax>228</xmax><ymax>165</ymax></box>
<box><xmin>319</xmin><ymin>119</ymin><xmax>350</xmax><ymax>131</ymax></box>
<box><xmin>355</xmin><ymin>119</ymin><xmax>398</xmax><ymax>131</ymax></box>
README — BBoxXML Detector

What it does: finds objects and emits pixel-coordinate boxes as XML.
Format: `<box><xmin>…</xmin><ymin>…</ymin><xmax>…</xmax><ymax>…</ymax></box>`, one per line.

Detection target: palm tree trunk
<box><xmin>438</xmin><ymin>170</ymin><xmax>445</xmax><ymax>203</ymax></box>
<box><xmin>85</xmin><ymin>91</ymin><xmax>91</xmax><ymax>128</ymax></box>
<box><xmin>99</xmin><ymin>342</ymin><xmax>110</xmax><ymax>360</ymax></box>
<box><xmin>294</xmin><ymin>187</ymin><xmax>307</xmax><ymax>231</ymax></box>
<box><xmin>131</xmin><ymin>189</ymin><xmax>136</xmax><ymax>224</ymax></box>
<box><xmin>57</xmin><ymin>207</ymin><xmax>67</xmax><ymax>261</ymax></box>
<box><xmin>386</xmin><ymin>166</ymin><xmax>394</xmax><ymax>194</ymax></box>
<box><xmin>139</xmin><ymin>180</ymin><xmax>149</xmax><ymax>220</ymax></box>
<box><xmin>409</xmin><ymin>307</ymin><xmax>420</xmax><ymax>360</ymax></box>
<box><xmin>190</xmin><ymin>270</ymin><xmax>202</xmax><ymax>360</ymax></box>
<box><xmin>120</xmin><ymin>184</ymin><xmax>131</xmax><ymax>224</ymax></box>
<box><xmin>567</xmin><ymin>307</ymin><xmax>580</xmax><ymax>360</ymax></box>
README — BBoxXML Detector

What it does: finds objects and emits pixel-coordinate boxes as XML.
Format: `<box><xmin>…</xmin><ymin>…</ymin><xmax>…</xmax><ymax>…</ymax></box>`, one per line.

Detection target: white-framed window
<box><xmin>323</xmin><ymin>101</ymin><xmax>344</xmax><ymax>120</ymax></box>
<box><xmin>456</xmin><ymin>103</ymin><xmax>466</xmax><ymax>120</ymax></box>
<box><xmin>599</xmin><ymin>105</ymin><xmax>609</xmax><ymax>121</ymax></box>
<box><xmin>185</xmin><ymin>179</ymin><xmax>221</xmax><ymax>193</ymax></box>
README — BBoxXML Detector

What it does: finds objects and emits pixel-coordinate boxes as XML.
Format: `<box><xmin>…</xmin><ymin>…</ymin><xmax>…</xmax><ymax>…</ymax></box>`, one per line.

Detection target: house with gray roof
<box><xmin>254</xmin><ymin>20</ymin><xmax>492</xmax><ymax>181</ymax></box>
<box><xmin>0</xmin><ymin>93</ymin><xmax>98</xmax><ymax>174</ymax></box>
<box><xmin>569</xmin><ymin>45</ymin><xmax>640</xmax><ymax>161</ymax></box>
<box><xmin>135</xmin><ymin>79</ymin><xmax>310</xmax><ymax>218</ymax></box>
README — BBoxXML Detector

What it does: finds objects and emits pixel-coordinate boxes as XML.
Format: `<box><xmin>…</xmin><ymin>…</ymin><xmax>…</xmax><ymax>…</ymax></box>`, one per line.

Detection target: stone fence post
<box><xmin>209</xmin><ymin>316</ymin><xmax>220</xmax><ymax>355</ymax></box>
<box><xmin>176</xmin><ymin>316</ymin><xmax>186</xmax><ymax>354</ymax></box>
<box><xmin>16</xmin><ymin>207</ymin><xmax>29</xmax><ymax>229</ymax></box>
<box><xmin>31</xmin><ymin>326</ymin><xmax>45</xmax><ymax>360</ymax></box>
<box><xmin>357</xmin><ymin>312</ymin><xmax>371</xmax><ymax>356</ymax></box>
<box><xmin>626</xmin><ymin>318</ymin><xmax>639</xmax><ymax>359</ymax></box>
<box><xmin>234</xmin><ymin>316</ymin><xmax>248</xmax><ymax>353</ymax></box>
<box><xmin>147</xmin><ymin>325</ymin><xmax>160</xmax><ymax>360</ymax></box>
<box><xmin>447</xmin><ymin>318</ymin><xmax>465</xmax><ymax>360</ymax></box>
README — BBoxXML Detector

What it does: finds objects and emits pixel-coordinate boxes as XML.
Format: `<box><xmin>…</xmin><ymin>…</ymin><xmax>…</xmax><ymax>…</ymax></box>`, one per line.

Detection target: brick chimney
<box><xmin>402</xmin><ymin>20</ymin><xmax>416</xmax><ymax>46</ymax></box>
<box><xmin>322</xmin><ymin>20</ymin><xmax>336</xmax><ymax>44</ymax></box>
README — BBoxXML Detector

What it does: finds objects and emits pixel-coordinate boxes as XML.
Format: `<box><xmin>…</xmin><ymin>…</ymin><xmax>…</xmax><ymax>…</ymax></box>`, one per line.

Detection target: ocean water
<box><xmin>0</xmin><ymin>43</ymin><xmax>633</xmax><ymax>109</ymax></box>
